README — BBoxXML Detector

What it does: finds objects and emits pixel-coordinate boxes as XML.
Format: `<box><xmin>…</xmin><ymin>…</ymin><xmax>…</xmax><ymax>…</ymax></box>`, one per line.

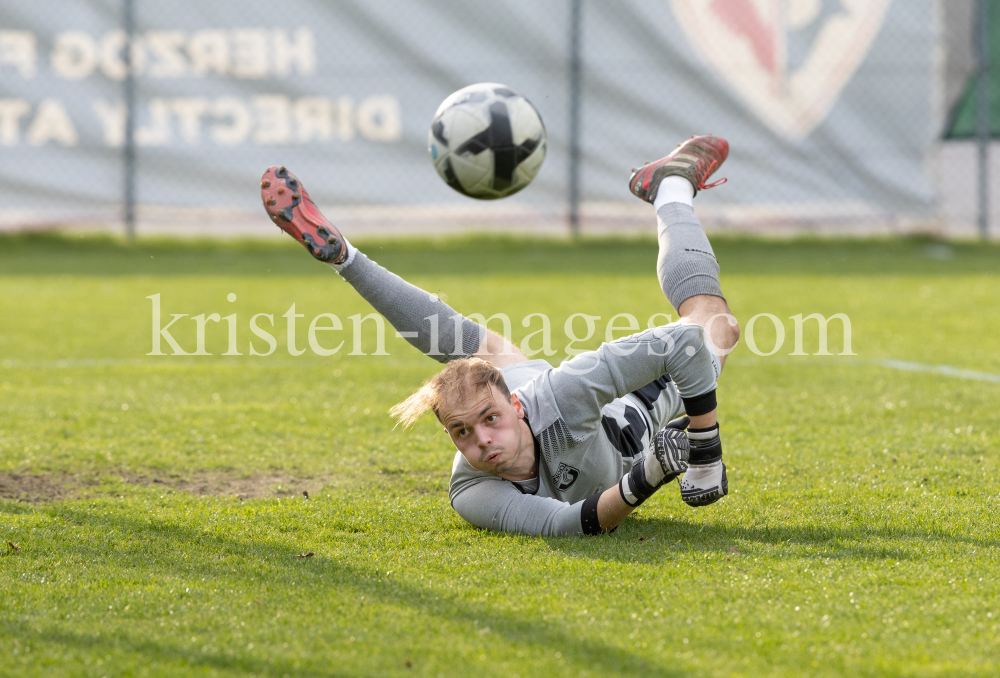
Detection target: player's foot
<box><xmin>261</xmin><ymin>166</ymin><xmax>347</xmax><ymax>263</ymax></box>
<box><xmin>680</xmin><ymin>460</ymin><xmax>728</xmax><ymax>507</ymax></box>
<box><xmin>629</xmin><ymin>135</ymin><xmax>729</xmax><ymax>203</ymax></box>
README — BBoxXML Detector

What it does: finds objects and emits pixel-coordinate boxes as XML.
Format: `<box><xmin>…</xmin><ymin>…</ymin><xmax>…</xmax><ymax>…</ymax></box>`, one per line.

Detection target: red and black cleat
<box><xmin>628</xmin><ymin>134</ymin><xmax>730</xmax><ymax>204</ymax></box>
<box><xmin>261</xmin><ymin>166</ymin><xmax>347</xmax><ymax>264</ymax></box>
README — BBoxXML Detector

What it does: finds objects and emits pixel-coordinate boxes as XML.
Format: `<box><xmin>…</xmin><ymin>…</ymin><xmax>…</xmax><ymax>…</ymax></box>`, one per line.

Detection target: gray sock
<box><xmin>656</xmin><ymin>203</ymin><xmax>725</xmax><ymax>310</ymax></box>
<box><xmin>337</xmin><ymin>251</ymin><xmax>486</xmax><ymax>363</ymax></box>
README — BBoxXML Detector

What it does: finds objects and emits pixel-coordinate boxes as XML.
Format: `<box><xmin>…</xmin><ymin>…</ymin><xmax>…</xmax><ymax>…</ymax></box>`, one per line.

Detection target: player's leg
<box><xmin>260</xmin><ymin>166</ymin><xmax>526</xmax><ymax>366</ymax></box>
<box><xmin>629</xmin><ymin>135</ymin><xmax>735</xmax><ymax>507</ymax></box>
<box><xmin>340</xmin><ymin>252</ymin><xmax>527</xmax><ymax>367</ymax></box>
<box><xmin>660</xmin><ymin>197</ymin><xmax>740</xmax><ymax>367</ymax></box>
<box><xmin>629</xmin><ymin>136</ymin><xmax>740</xmax><ymax>368</ymax></box>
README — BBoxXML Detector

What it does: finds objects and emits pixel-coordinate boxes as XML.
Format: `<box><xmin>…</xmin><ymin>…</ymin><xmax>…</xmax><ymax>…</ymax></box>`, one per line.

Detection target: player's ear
<box><xmin>510</xmin><ymin>393</ymin><xmax>524</xmax><ymax>417</ymax></box>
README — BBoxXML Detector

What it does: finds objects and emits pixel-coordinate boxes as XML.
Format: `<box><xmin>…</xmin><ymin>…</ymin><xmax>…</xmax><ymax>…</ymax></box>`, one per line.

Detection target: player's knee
<box><xmin>727</xmin><ymin>318</ymin><xmax>741</xmax><ymax>345</ymax></box>
<box><xmin>715</xmin><ymin>316</ymin><xmax>740</xmax><ymax>355</ymax></box>
<box><xmin>694</xmin><ymin>310</ymin><xmax>739</xmax><ymax>356</ymax></box>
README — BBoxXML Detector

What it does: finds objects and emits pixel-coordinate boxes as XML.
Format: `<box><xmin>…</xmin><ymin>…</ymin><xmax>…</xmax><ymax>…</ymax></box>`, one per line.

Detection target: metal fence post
<box><xmin>568</xmin><ymin>0</ymin><xmax>582</xmax><ymax>238</ymax></box>
<box><xmin>977</xmin><ymin>0</ymin><xmax>991</xmax><ymax>240</ymax></box>
<box><xmin>123</xmin><ymin>0</ymin><xmax>137</xmax><ymax>241</ymax></box>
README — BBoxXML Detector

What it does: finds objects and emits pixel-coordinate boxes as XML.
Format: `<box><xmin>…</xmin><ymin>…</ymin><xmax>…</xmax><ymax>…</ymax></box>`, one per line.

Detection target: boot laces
<box><xmin>698</xmin><ymin>159</ymin><xmax>727</xmax><ymax>191</ymax></box>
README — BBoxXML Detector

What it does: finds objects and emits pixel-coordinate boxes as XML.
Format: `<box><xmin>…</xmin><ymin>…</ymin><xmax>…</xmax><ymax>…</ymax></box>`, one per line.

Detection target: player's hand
<box><xmin>681</xmin><ymin>423</ymin><xmax>727</xmax><ymax>507</ymax></box>
<box><xmin>650</xmin><ymin>426</ymin><xmax>689</xmax><ymax>483</ymax></box>
<box><xmin>619</xmin><ymin>419</ymin><xmax>692</xmax><ymax>507</ymax></box>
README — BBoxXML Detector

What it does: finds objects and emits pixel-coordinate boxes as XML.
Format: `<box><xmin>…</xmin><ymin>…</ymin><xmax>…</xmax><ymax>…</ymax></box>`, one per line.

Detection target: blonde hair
<box><xmin>389</xmin><ymin>358</ymin><xmax>511</xmax><ymax>428</ymax></box>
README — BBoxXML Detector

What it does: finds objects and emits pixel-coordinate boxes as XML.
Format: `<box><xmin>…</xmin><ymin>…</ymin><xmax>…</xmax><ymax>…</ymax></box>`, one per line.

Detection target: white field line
<box><xmin>876</xmin><ymin>359</ymin><xmax>1000</xmax><ymax>384</ymax></box>
<box><xmin>728</xmin><ymin>356</ymin><xmax>1000</xmax><ymax>384</ymax></box>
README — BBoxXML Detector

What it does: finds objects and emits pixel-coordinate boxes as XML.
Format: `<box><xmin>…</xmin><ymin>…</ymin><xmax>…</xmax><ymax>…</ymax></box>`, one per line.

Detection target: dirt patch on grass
<box><xmin>0</xmin><ymin>473</ymin><xmax>81</xmax><ymax>503</ymax></box>
<box><xmin>0</xmin><ymin>471</ymin><xmax>339</xmax><ymax>503</ymax></box>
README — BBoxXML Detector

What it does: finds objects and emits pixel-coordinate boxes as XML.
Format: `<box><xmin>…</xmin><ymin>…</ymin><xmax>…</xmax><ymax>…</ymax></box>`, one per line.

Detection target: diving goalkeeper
<box><xmin>260</xmin><ymin>134</ymin><xmax>740</xmax><ymax>536</ymax></box>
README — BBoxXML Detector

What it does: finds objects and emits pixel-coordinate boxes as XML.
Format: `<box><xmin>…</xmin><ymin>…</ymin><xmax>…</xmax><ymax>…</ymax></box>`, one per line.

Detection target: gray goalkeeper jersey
<box><xmin>448</xmin><ymin>323</ymin><xmax>720</xmax><ymax>537</ymax></box>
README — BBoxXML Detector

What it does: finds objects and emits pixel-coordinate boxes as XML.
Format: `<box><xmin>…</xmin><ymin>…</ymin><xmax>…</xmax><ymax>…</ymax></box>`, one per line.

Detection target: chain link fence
<box><xmin>0</xmin><ymin>0</ymin><xmax>993</xmax><ymax>239</ymax></box>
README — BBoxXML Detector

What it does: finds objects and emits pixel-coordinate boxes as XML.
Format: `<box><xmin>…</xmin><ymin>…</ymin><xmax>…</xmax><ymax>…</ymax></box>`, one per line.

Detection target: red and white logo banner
<box><xmin>671</xmin><ymin>0</ymin><xmax>892</xmax><ymax>139</ymax></box>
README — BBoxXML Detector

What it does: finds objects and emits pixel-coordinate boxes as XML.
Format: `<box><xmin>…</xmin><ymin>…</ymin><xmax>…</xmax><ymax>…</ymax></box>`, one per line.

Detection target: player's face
<box><xmin>440</xmin><ymin>385</ymin><xmax>531</xmax><ymax>479</ymax></box>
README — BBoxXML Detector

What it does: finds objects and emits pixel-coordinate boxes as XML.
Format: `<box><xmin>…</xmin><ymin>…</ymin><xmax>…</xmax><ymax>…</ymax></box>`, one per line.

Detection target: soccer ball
<box><xmin>428</xmin><ymin>83</ymin><xmax>547</xmax><ymax>199</ymax></box>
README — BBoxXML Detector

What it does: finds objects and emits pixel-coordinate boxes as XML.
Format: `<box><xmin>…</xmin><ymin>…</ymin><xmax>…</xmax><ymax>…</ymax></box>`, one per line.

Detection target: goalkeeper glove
<box><xmin>680</xmin><ymin>423</ymin><xmax>728</xmax><ymax>507</ymax></box>
<box><xmin>618</xmin><ymin>416</ymin><xmax>690</xmax><ymax>507</ymax></box>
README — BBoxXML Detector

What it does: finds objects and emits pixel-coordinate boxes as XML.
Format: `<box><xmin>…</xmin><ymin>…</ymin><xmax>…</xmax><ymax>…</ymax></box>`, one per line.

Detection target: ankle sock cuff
<box><xmin>328</xmin><ymin>239</ymin><xmax>356</xmax><ymax>271</ymax></box>
<box><xmin>653</xmin><ymin>176</ymin><xmax>695</xmax><ymax>210</ymax></box>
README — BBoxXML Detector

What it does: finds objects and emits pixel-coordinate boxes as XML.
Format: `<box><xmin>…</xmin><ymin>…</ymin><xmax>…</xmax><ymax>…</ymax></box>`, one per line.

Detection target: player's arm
<box><xmin>596</xmin><ymin>419</ymin><xmax>690</xmax><ymax>529</ymax></box>
<box><xmin>451</xmin><ymin>477</ymin><xmax>594</xmax><ymax>536</ymax></box>
<box><xmin>451</xmin><ymin>479</ymin><xmax>638</xmax><ymax>536</ymax></box>
<box><xmin>474</xmin><ymin>329</ymin><xmax>529</xmax><ymax>369</ymax></box>
<box><xmin>451</xmin><ymin>421</ymin><xmax>689</xmax><ymax>536</ymax></box>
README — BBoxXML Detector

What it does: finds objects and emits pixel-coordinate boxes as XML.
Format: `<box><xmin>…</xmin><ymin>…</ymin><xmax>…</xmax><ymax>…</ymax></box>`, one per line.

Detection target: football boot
<box><xmin>629</xmin><ymin>134</ymin><xmax>729</xmax><ymax>203</ymax></box>
<box><xmin>261</xmin><ymin>166</ymin><xmax>347</xmax><ymax>264</ymax></box>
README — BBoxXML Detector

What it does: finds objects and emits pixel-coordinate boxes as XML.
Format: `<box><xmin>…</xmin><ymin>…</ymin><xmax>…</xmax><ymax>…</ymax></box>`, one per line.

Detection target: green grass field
<box><xmin>1</xmin><ymin>233</ymin><xmax>998</xmax><ymax>677</ymax></box>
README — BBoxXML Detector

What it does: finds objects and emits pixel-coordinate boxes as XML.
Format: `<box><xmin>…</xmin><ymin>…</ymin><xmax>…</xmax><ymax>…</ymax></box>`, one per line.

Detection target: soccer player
<box><xmin>260</xmin><ymin>134</ymin><xmax>740</xmax><ymax>536</ymax></box>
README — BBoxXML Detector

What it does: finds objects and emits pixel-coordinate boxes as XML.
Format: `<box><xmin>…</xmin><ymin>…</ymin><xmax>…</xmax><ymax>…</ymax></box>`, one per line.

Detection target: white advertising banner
<box><xmin>0</xmin><ymin>0</ymin><xmax>935</xmax><ymax>227</ymax></box>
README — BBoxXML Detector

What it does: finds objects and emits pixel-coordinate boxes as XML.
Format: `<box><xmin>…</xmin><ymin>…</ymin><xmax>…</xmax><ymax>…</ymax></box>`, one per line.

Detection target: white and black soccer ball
<box><xmin>428</xmin><ymin>83</ymin><xmax>547</xmax><ymax>200</ymax></box>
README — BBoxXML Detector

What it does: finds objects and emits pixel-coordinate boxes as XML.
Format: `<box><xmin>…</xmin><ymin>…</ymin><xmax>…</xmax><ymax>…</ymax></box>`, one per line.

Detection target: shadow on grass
<box><xmin>542</xmin><ymin>511</ymin><xmax>999</xmax><ymax>565</ymax></box>
<box><xmin>8</xmin><ymin>482</ymin><xmax>997</xmax><ymax>675</ymax></box>
<box><xmin>10</xmin><ymin>502</ymin><xmax>688</xmax><ymax>678</ymax></box>
<box><xmin>3</xmin><ymin>619</ymin><xmax>362</xmax><ymax>678</ymax></box>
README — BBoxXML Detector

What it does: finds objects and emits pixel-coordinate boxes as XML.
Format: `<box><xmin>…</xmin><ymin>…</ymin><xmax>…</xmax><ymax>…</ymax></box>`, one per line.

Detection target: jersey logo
<box><xmin>670</xmin><ymin>0</ymin><xmax>891</xmax><ymax>139</ymax></box>
<box><xmin>553</xmin><ymin>463</ymin><xmax>580</xmax><ymax>491</ymax></box>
